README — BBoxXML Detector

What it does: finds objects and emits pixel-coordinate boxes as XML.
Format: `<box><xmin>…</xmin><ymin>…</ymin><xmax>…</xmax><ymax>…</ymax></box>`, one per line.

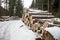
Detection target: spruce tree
<box><xmin>9</xmin><ymin>0</ymin><xmax>16</xmax><ymax>16</ymax></box>
<box><xmin>9</xmin><ymin>0</ymin><xmax>23</xmax><ymax>17</ymax></box>
<box><xmin>16</xmin><ymin>0</ymin><xmax>23</xmax><ymax>17</ymax></box>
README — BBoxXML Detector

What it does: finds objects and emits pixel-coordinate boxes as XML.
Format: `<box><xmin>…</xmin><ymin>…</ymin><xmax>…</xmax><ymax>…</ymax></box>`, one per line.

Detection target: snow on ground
<box><xmin>45</xmin><ymin>27</ymin><xmax>60</xmax><ymax>40</ymax></box>
<box><xmin>0</xmin><ymin>20</ymin><xmax>37</xmax><ymax>40</ymax></box>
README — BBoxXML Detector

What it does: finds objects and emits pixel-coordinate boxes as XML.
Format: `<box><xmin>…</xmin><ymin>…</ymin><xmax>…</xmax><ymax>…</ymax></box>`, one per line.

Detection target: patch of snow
<box><xmin>1</xmin><ymin>0</ymin><xmax>9</xmax><ymax>10</ymax></box>
<box><xmin>0</xmin><ymin>21</ymin><xmax>11</xmax><ymax>39</ymax></box>
<box><xmin>28</xmin><ymin>9</ymin><xmax>48</xmax><ymax>13</ymax></box>
<box><xmin>45</xmin><ymin>27</ymin><xmax>60</xmax><ymax>40</ymax></box>
<box><xmin>1</xmin><ymin>1</ymin><xmax>9</xmax><ymax>10</ymax></box>
<box><xmin>10</xmin><ymin>20</ymin><xmax>36</xmax><ymax>40</ymax></box>
<box><xmin>47</xmin><ymin>22</ymin><xmax>54</xmax><ymax>25</ymax></box>
<box><xmin>1</xmin><ymin>3</ymin><xmax>5</xmax><ymax>8</ymax></box>
<box><xmin>29</xmin><ymin>9</ymin><xmax>43</xmax><ymax>12</ymax></box>
<box><xmin>0</xmin><ymin>20</ymin><xmax>37</xmax><ymax>40</ymax></box>
<box><xmin>53</xmin><ymin>18</ymin><xmax>60</xmax><ymax>22</ymax></box>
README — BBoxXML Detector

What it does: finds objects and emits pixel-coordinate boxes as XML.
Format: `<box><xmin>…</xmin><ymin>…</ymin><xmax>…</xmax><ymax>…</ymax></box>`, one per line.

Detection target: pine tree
<box><xmin>9</xmin><ymin>0</ymin><xmax>23</xmax><ymax>17</ymax></box>
<box><xmin>16</xmin><ymin>0</ymin><xmax>23</xmax><ymax>17</ymax></box>
<box><xmin>9</xmin><ymin>0</ymin><xmax>16</xmax><ymax>16</ymax></box>
<box><xmin>0</xmin><ymin>0</ymin><xmax>1</xmax><ymax>6</ymax></box>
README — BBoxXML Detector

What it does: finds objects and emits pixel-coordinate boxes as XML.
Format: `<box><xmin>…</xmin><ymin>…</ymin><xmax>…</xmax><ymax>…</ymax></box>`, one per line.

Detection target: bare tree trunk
<box><xmin>0</xmin><ymin>0</ymin><xmax>1</xmax><ymax>16</ymax></box>
<box><xmin>6</xmin><ymin>0</ymin><xmax>7</xmax><ymax>9</ymax></box>
<box><xmin>48</xmin><ymin>0</ymin><xmax>49</xmax><ymax>11</ymax></box>
<box><xmin>42</xmin><ymin>0</ymin><xmax>43</xmax><ymax>10</ymax></box>
<box><xmin>0</xmin><ymin>0</ymin><xmax>1</xmax><ymax>6</ymax></box>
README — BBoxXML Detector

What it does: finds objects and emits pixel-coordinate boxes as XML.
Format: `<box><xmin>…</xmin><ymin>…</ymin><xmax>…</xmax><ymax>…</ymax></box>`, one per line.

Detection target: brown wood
<box><xmin>42</xmin><ymin>30</ymin><xmax>55</xmax><ymax>40</ymax></box>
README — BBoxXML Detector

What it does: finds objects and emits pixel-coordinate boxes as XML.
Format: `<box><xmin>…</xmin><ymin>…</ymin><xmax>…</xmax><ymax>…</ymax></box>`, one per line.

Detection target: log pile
<box><xmin>22</xmin><ymin>8</ymin><xmax>58</xmax><ymax>40</ymax></box>
<box><xmin>22</xmin><ymin>8</ymin><xmax>54</xmax><ymax>31</ymax></box>
<box><xmin>0</xmin><ymin>16</ymin><xmax>10</xmax><ymax>21</ymax></box>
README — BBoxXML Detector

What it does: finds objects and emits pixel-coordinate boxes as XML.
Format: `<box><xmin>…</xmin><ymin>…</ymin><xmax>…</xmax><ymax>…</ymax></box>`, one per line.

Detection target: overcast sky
<box><xmin>22</xmin><ymin>0</ymin><xmax>33</xmax><ymax>8</ymax></box>
<box><xmin>1</xmin><ymin>0</ymin><xmax>33</xmax><ymax>9</ymax></box>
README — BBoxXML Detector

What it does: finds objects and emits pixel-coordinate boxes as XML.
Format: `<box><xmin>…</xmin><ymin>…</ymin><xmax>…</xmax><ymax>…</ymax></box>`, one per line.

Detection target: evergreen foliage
<box><xmin>31</xmin><ymin>0</ymin><xmax>60</xmax><ymax>18</ymax></box>
<box><xmin>0</xmin><ymin>6</ymin><xmax>9</xmax><ymax>16</ymax></box>
<box><xmin>16</xmin><ymin>0</ymin><xmax>23</xmax><ymax>17</ymax></box>
<box><xmin>9</xmin><ymin>0</ymin><xmax>23</xmax><ymax>17</ymax></box>
<box><xmin>9</xmin><ymin>0</ymin><xmax>16</xmax><ymax>16</ymax></box>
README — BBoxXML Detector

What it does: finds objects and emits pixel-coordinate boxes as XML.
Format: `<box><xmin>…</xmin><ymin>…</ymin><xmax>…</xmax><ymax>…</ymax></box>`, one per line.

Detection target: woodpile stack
<box><xmin>22</xmin><ymin>8</ymin><xmax>29</xmax><ymax>25</ymax></box>
<box><xmin>0</xmin><ymin>16</ymin><xmax>10</xmax><ymax>21</ymax></box>
<box><xmin>22</xmin><ymin>8</ymin><xmax>58</xmax><ymax>40</ymax></box>
<box><xmin>23</xmin><ymin>8</ymin><xmax>54</xmax><ymax>30</ymax></box>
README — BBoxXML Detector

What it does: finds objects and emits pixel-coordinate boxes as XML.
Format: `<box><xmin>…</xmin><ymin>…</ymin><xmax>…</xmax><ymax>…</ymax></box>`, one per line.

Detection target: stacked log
<box><xmin>22</xmin><ymin>8</ymin><xmax>54</xmax><ymax>32</ymax></box>
<box><xmin>23</xmin><ymin>8</ymin><xmax>29</xmax><ymax>26</ymax></box>
<box><xmin>42</xmin><ymin>27</ymin><xmax>60</xmax><ymax>40</ymax></box>
<box><xmin>42</xmin><ymin>30</ymin><xmax>55</xmax><ymax>40</ymax></box>
<box><xmin>0</xmin><ymin>16</ymin><xmax>10</xmax><ymax>21</ymax></box>
<box><xmin>22</xmin><ymin>8</ymin><xmax>56</xmax><ymax>40</ymax></box>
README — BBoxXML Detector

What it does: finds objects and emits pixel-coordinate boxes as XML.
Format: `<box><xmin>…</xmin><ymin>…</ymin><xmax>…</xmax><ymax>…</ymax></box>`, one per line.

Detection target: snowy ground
<box><xmin>0</xmin><ymin>20</ymin><xmax>37</xmax><ymax>40</ymax></box>
<box><xmin>0</xmin><ymin>16</ymin><xmax>60</xmax><ymax>40</ymax></box>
